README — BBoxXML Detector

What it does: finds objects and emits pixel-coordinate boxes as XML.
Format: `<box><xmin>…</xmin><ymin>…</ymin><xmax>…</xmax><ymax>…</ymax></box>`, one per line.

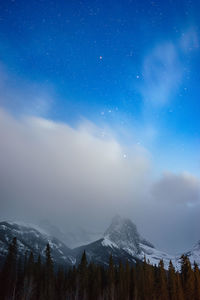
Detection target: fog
<box><xmin>0</xmin><ymin>108</ymin><xmax>200</xmax><ymax>254</ymax></box>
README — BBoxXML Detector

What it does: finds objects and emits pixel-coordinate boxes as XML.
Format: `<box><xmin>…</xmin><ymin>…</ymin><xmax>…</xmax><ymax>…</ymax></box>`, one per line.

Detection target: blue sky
<box><xmin>0</xmin><ymin>0</ymin><xmax>199</xmax><ymax>175</ymax></box>
<box><xmin>0</xmin><ymin>0</ymin><xmax>200</xmax><ymax>252</ymax></box>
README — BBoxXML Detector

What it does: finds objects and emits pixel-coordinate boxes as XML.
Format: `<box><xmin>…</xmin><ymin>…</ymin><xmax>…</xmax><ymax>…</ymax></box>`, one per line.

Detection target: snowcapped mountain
<box><xmin>74</xmin><ymin>215</ymin><xmax>200</xmax><ymax>270</ymax></box>
<box><xmin>78</xmin><ymin>215</ymin><xmax>176</xmax><ymax>268</ymax></box>
<box><xmin>1</xmin><ymin>217</ymin><xmax>200</xmax><ymax>270</ymax></box>
<box><xmin>184</xmin><ymin>240</ymin><xmax>200</xmax><ymax>267</ymax></box>
<box><xmin>0</xmin><ymin>221</ymin><xmax>76</xmax><ymax>267</ymax></box>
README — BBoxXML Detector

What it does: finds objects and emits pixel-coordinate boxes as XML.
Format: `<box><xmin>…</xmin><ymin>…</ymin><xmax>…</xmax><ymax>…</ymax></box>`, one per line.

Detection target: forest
<box><xmin>0</xmin><ymin>237</ymin><xmax>200</xmax><ymax>300</ymax></box>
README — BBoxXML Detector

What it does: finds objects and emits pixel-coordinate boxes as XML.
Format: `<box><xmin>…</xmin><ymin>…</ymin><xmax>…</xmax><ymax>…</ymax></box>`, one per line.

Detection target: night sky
<box><xmin>0</xmin><ymin>0</ymin><xmax>200</xmax><ymax>253</ymax></box>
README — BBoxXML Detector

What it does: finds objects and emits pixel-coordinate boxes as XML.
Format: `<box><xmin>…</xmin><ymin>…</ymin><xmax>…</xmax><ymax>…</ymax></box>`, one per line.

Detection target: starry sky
<box><xmin>0</xmin><ymin>0</ymin><xmax>200</xmax><ymax>253</ymax></box>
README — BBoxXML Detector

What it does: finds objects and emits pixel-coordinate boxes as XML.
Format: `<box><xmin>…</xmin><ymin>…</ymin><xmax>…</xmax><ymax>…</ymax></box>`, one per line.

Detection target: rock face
<box><xmin>0</xmin><ymin>217</ymin><xmax>200</xmax><ymax>270</ymax></box>
<box><xmin>73</xmin><ymin>215</ymin><xmax>177</xmax><ymax>268</ymax></box>
<box><xmin>103</xmin><ymin>215</ymin><xmax>141</xmax><ymax>255</ymax></box>
<box><xmin>98</xmin><ymin>215</ymin><xmax>176</xmax><ymax>268</ymax></box>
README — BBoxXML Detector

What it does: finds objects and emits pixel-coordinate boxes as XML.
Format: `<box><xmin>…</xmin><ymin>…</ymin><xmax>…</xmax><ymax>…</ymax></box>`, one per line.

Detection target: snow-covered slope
<box><xmin>101</xmin><ymin>215</ymin><xmax>173</xmax><ymax>267</ymax></box>
<box><xmin>0</xmin><ymin>221</ymin><xmax>76</xmax><ymax>267</ymax></box>
<box><xmin>184</xmin><ymin>240</ymin><xmax>200</xmax><ymax>267</ymax></box>
<box><xmin>72</xmin><ymin>216</ymin><xmax>175</xmax><ymax>268</ymax></box>
<box><xmin>1</xmin><ymin>217</ymin><xmax>200</xmax><ymax>270</ymax></box>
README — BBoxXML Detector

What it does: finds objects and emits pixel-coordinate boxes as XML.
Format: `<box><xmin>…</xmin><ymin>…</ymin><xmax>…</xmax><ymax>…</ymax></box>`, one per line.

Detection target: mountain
<box><xmin>74</xmin><ymin>215</ymin><xmax>176</xmax><ymax>268</ymax></box>
<box><xmin>0</xmin><ymin>221</ymin><xmax>76</xmax><ymax>267</ymax></box>
<box><xmin>73</xmin><ymin>238</ymin><xmax>138</xmax><ymax>266</ymax></box>
<box><xmin>185</xmin><ymin>240</ymin><xmax>200</xmax><ymax>267</ymax></box>
<box><xmin>0</xmin><ymin>217</ymin><xmax>200</xmax><ymax>270</ymax></box>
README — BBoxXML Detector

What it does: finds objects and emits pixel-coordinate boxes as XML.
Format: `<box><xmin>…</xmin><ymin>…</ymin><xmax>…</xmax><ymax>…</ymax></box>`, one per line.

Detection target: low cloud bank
<box><xmin>0</xmin><ymin>108</ymin><xmax>200</xmax><ymax>254</ymax></box>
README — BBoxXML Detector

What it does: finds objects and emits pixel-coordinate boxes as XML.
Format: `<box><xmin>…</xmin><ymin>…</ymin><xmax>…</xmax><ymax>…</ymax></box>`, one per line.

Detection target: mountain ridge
<box><xmin>0</xmin><ymin>217</ymin><xmax>199</xmax><ymax>270</ymax></box>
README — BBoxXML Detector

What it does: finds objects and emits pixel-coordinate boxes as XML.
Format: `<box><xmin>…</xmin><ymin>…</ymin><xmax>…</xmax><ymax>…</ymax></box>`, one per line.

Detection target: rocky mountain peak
<box><xmin>103</xmin><ymin>215</ymin><xmax>141</xmax><ymax>255</ymax></box>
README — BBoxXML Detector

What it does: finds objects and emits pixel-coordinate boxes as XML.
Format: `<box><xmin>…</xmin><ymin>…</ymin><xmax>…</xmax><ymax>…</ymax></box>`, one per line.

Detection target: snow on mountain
<box><xmin>72</xmin><ymin>216</ymin><xmax>200</xmax><ymax>269</ymax></box>
<box><xmin>101</xmin><ymin>215</ymin><xmax>182</xmax><ymax>269</ymax></box>
<box><xmin>0</xmin><ymin>221</ymin><xmax>75</xmax><ymax>267</ymax></box>
<box><xmin>1</xmin><ymin>217</ymin><xmax>200</xmax><ymax>270</ymax></box>
<box><xmin>73</xmin><ymin>215</ymin><xmax>174</xmax><ymax>268</ymax></box>
<box><xmin>103</xmin><ymin>215</ymin><xmax>141</xmax><ymax>254</ymax></box>
<box><xmin>184</xmin><ymin>240</ymin><xmax>200</xmax><ymax>267</ymax></box>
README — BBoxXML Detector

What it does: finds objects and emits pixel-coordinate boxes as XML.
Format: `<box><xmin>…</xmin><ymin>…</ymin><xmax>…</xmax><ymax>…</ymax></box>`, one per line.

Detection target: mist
<box><xmin>0</xmin><ymin>108</ymin><xmax>200</xmax><ymax>254</ymax></box>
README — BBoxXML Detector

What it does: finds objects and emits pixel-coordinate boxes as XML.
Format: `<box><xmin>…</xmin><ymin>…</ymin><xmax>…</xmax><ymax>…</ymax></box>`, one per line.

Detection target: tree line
<box><xmin>0</xmin><ymin>237</ymin><xmax>200</xmax><ymax>299</ymax></box>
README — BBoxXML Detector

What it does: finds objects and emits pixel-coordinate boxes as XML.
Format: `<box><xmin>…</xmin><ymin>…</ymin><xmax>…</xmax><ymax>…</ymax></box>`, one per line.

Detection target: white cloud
<box><xmin>0</xmin><ymin>108</ymin><xmax>151</xmax><ymax>227</ymax></box>
<box><xmin>152</xmin><ymin>171</ymin><xmax>200</xmax><ymax>205</ymax></box>
<box><xmin>0</xmin><ymin>108</ymin><xmax>200</xmax><ymax>253</ymax></box>
<box><xmin>139</xmin><ymin>27</ymin><xmax>199</xmax><ymax>106</ymax></box>
<box><xmin>140</xmin><ymin>42</ymin><xmax>182</xmax><ymax>106</ymax></box>
<box><xmin>0</xmin><ymin>62</ymin><xmax>53</xmax><ymax>117</ymax></box>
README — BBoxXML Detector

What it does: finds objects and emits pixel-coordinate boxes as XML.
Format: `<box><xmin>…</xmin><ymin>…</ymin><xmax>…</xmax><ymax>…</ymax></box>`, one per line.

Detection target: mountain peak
<box><xmin>104</xmin><ymin>216</ymin><xmax>141</xmax><ymax>255</ymax></box>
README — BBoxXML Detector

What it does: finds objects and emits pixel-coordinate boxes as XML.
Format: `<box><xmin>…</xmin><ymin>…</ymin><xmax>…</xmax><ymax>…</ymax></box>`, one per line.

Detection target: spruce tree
<box><xmin>78</xmin><ymin>250</ymin><xmax>88</xmax><ymax>300</ymax></box>
<box><xmin>168</xmin><ymin>260</ymin><xmax>176</xmax><ymax>300</ymax></box>
<box><xmin>157</xmin><ymin>259</ymin><xmax>168</xmax><ymax>300</ymax></box>
<box><xmin>108</xmin><ymin>255</ymin><xmax>115</xmax><ymax>300</ymax></box>
<box><xmin>181</xmin><ymin>254</ymin><xmax>195</xmax><ymax>300</ymax></box>
<box><xmin>1</xmin><ymin>237</ymin><xmax>18</xmax><ymax>299</ymax></box>
<box><xmin>193</xmin><ymin>262</ymin><xmax>200</xmax><ymax>300</ymax></box>
<box><xmin>22</xmin><ymin>251</ymin><xmax>35</xmax><ymax>299</ymax></box>
<box><xmin>44</xmin><ymin>243</ymin><xmax>54</xmax><ymax>300</ymax></box>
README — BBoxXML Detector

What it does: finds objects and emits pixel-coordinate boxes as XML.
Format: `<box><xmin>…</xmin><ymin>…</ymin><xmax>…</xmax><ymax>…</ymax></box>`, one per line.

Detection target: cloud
<box><xmin>152</xmin><ymin>172</ymin><xmax>200</xmax><ymax>205</ymax></box>
<box><xmin>0</xmin><ymin>62</ymin><xmax>53</xmax><ymax>117</ymax></box>
<box><xmin>141</xmin><ymin>42</ymin><xmax>182</xmax><ymax>106</ymax></box>
<box><xmin>139</xmin><ymin>27</ymin><xmax>199</xmax><ymax>106</ymax></box>
<box><xmin>1</xmin><ymin>108</ymin><xmax>200</xmax><ymax>253</ymax></box>
<box><xmin>0</xmin><ymin>108</ymin><xmax>151</xmax><ymax>228</ymax></box>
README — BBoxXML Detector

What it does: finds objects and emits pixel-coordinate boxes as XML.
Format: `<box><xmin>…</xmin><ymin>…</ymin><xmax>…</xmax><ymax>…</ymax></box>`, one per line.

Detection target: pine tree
<box><xmin>181</xmin><ymin>254</ymin><xmax>195</xmax><ymax>300</ymax></box>
<box><xmin>176</xmin><ymin>272</ymin><xmax>185</xmax><ymax>300</ymax></box>
<box><xmin>117</xmin><ymin>260</ymin><xmax>124</xmax><ymax>300</ymax></box>
<box><xmin>108</xmin><ymin>255</ymin><xmax>115</xmax><ymax>300</ymax></box>
<box><xmin>124</xmin><ymin>260</ymin><xmax>130</xmax><ymax>300</ymax></box>
<box><xmin>0</xmin><ymin>237</ymin><xmax>18</xmax><ymax>299</ymax></box>
<box><xmin>44</xmin><ymin>243</ymin><xmax>54</xmax><ymax>300</ymax></box>
<box><xmin>35</xmin><ymin>254</ymin><xmax>43</xmax><ymax>300</ymax></box>
<box><xmin>78</xmin><ymin>250</ymin><xmax>88</xmax><ymax>300</ymax></box>
<box><xmin>56</xmin><ymin>266</ymin><xmax>66</xmax><ymax>300</ymax></box>
<box><xmin>168</xmin><ymin>260</ymin><xmax>177</xmax><ymax>300</ymax></box>
<box><xmin>193</xmin><ymin>262</ymin><xmax>200</xmax><ymax>300</ymax></box>
<box><xmin>156</xmin><ymin>259</ymin><xmax>168</xmax><ymax>300</ymax></box>
<box><xmin>22</xmin><ymin>251</ymin><xmax>35</xmax><ymax>299</ymax></box>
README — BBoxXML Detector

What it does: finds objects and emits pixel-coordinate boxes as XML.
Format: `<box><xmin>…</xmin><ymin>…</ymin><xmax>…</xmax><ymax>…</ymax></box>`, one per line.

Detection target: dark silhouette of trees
<box><xmin>0</xmin><ymin>237</ymin><xmax>18</xmax><ymax>299</ymax></box>
<box><xmin>0</xmin><ymin>237</ymin><xmax>200</xmax><ymax>299</ymax></box>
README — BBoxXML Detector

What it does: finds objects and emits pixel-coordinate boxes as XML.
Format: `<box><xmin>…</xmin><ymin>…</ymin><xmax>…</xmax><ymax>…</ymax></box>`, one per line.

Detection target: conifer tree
<box><xmin>33</xmin><ymin>254</ymin><xmax>43</xmax><ymax>300</ymax></box>
<box><xmin>181</xmin><ymin>254</ymin><xmax>195</xmax><ymax>300</ymax></box>
<box><xmin>193</xmin><ymin>262</ymin><xmax>200</xmax><ymax>300</ymax></box>
<box><xmin>117</xmin><ymin>260</ymin><xmax>124</xmax><ymax>300</ymax></box>
<box><xmin>157</xmin><ymin>259</ymin><xmax>168</xmax><ymax>300</ymax></box>
<box><xmin>1</xmin><ymin>237</ymin><xmax>18</xmax><ymax>299</ymax></box>
<box><xmin>124</xmin><ymin>260</ymin><xmax>130</xmax><ymax>300</ymax></box>
<box><xmin>44</xmin><ymin>243</ymin><xmax>54</xmax><ymax>300</ymax></box>
<box><xmin>168</xmin><ymin>260</ymin><xmax>177</xmax><ymax>300</ymax></box>
<box><xmin>108</xmin><ymin>255</ymin><xmax>115</xmax><ymax>300</ymax></box>
<box><xmin>78</xmin><ymin>250</ymin><xmax>88</xmax><ymax>300</ymax></box>
<box><xmin>56</xmin><ymin>266</ymin><xmax>66</xmax><ymax>300</ymax></box>
<box><xmin>176</xmin><ymin>272</ymin><xmax>185</xmax><ymax>300</ymax></box>
<box><xmin>22</xmin><ymin>251</ymin><xmax>35</xmax><ymax>299</ymax></box>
